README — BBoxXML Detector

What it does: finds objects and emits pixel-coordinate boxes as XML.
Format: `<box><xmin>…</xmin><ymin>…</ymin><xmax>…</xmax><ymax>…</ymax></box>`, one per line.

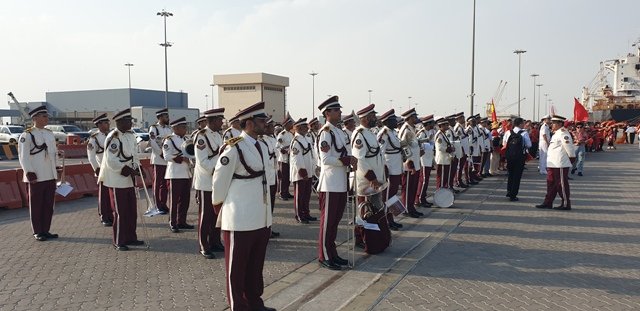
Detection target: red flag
<box><xmin>490</xmin><ymin>99</ymin><xmax>497</xmax><ymax>122</ymax></box>
<box><xmin>573</xmin><ymin>98</ymin><xmax>589</xmax><ymax>122</ymax></box>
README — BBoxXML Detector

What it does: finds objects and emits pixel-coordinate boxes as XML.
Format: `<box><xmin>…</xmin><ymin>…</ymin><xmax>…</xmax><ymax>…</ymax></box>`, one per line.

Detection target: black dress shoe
<box><xmin>319</xmin><ymin>260</ymin><xmax>341</xmax><ymax>270</ymax></box>
<box><xmin>458</xmin><ymin>183</ymin><xmax>469</xmax><ymax>188</ymax></box>
<box><xmin>414</xmin><ymin>211</ymin><xmax>424</xmax><ymax>216</ymax></box>
<box><xmin>535</xmin><ymin>204</ymin><xmax>552</xmax><ymax>209</ymax></box>
<box><xmin>334</xmin><ymin>256</ymin><xmax>349</xmax><ymax>266</ymax></box>
<box><xmin>212</xmin><ymin>244</ymin><xmax>225</xmax><ymax>252</ymax></box>
<box><xmin>404</xmin><ymin>212</ymin><xmax>421</xmax><ymax>218</ymax></box>
<box><xmin>389</xmin><ymin>225</ymin><xmax>399</xmax><ymax>231</ymax></box>
<box><xmin>452</xmin><ymin>189</ymin><xmax>461</xmax><ymax>194</ymax></box>
<box><xmin>554</xmin><ymin>206</ymin><xmax>572</xmax><ymax>210</ymax></box>
<box><xmin>126</xmin><ymin>240</ymin><xmax>145</xmax><ymax>246</ymax></box>
<box><xmin>178</xmin><ymin>223</ymin><xmax>195</xmax><ymax>229</ymax></box>
<box><xmin>44</xmin><ymin>232</ymin><xmax>58</xmax><ymax>239</ymax></box>
<box><xmin>297</xmin><ymin>218</ymin><xmax>309</xmax><ymax>224</ymax></box>
<box><xmin>34</xmin><ymin>234</ymin><xmax>47</xmax><ymax>241</ymax></box>
<box><xmin>509</xmin><ymin>197</ymin><xmax>519</xmax><ymax>202</ymax></box>
<box><xmin>270</xmin><ymin>231</ymin><xmax>280</xmax><ymax>238</ymax></box>
<box><xmin>101</xmin><ymin>221</ymin><xmax>113</xmax><ymax>227</ymax></box>
<box><xmin>392</xmin><ymin>221</ymin><xmax>403</xmax><ymax>228</ymax></box>
<box><xmin>114</xmin><ymin>244</ymin><xmax>129</xmax><ymax>251</ymax></box>
<box><xmin>305</xmin><ymin>216</ymin><xmax>318</xmax><ymax>221</ymax></box>
<box><xmin>200</xmin><ymin>251</ymin><xmax>215</xmax><ymax>259</ymax></box>
<box><xmin>158</xmin><ymin>210</ymin><xmax>168</xmax><ymax>215</ymax></box>
<box><xmin>468</xmin><ymin>181</ymin><xmax>479</xmax><ymax>185</ymax></box>
<box><xmin>254</xmin><ymin>306</ymin><xmax>277</xmax><ymax>311</ymax></box>
<box><xmin>486</xmin><ymin>173</ymin><xmax>494</xmax><ymax>177</ymax></box>
<box><xmin>578</xmin><ymin>172</ymin><xmax>583</xmax><ymax>176</ymax></box>
<box><xmin>571</xmin><ymin>168</ymin><xmax>576</xmax><ymax>175</ymax></box>
<box><xmin>170</xmin><ymin>226</ymin><xmax>181</xmax><ymax>233</ymax></box>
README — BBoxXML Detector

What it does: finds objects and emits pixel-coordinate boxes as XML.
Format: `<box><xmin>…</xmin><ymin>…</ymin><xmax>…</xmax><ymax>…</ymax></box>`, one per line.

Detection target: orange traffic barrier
<box><xmin>0</xmin><ymin>169</ymin><xmax>25</xmax><ymax>209</ymax></box>
<box><xmin>66</xmin><ymin>135</ymin><xmax>82</xmax><ymax>145</ymax></box>
<box><xmin>58</xmin><ymin>144</ymin><xmax>88</xmax><ymax>159</ymax></box>
<box><xmin>0</xmin><ymin>143</ymin><xmax>18</xmax><ymax>160</ymax></box>
<box><xmin>55</xmin><ymin>163</ymin><xmax>98</xmax><ymax>202</ymax></box>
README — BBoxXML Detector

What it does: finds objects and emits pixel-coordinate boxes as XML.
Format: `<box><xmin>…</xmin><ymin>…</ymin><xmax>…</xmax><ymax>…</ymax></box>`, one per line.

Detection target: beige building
<box><xmin>213</xmin><ymin>73</ymin><xmax>290</xmax><ymax>123</ymax></box>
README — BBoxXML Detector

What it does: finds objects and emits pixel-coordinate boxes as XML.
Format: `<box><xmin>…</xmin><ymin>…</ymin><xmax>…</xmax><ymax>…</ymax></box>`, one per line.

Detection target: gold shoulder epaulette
<box><xmin>322</xmin><ymin>125</ymin><xmax>331</xmax><ymax>132</ymax></box>
<box><xmin>226</xmin><ymin>136</ymin><xmax>244</xmax><ymax>146</ymax></box>
<box><xmin>198</xmin><ymin>128</ymin><xmax>207</xmax><ymax>134</ymax></box>
<box><xmin>91</xmin><ymin>132</ymin><xmax>99</xmax><ymax>138</ymax></box>
<box><xmin>26</xmin><ymin>127</ymin><xmax>33</xmax><ymax>133</ymax></box>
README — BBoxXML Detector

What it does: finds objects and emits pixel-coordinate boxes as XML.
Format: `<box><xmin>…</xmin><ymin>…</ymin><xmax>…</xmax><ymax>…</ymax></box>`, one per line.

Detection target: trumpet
<box><xmin>55</xmin><ymin>150</ymin><xmax>74</xmax><ymax>197</ymax></box>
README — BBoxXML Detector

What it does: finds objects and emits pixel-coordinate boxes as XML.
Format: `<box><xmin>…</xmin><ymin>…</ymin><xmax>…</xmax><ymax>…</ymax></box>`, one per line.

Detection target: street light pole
<box><xmin>210</xmin><ymin>83</ymin><xmax>215</xmax><ymax>108</ymax></box>
<box><xmin>536</xmin><ymin>84</ymin><xmax>543</xmax><ymax>120</ymax></box>
<box><xmin>157</xmin><ymin>9</ymin><xmax>173</xmax><ymax>109</ymax></box>
<box><xmin>389</xmin><ymin>99</ymin><xmax>393</xmax><ymax>109</ymax></box>
<box><xmin>205</xmin><ymin>94</ymin><xmax>209</xmax><ymax>110</ymax></box>
<box><xmin>408</xmin><ymin>96</ymin><xmax>412</xmax><ymax>109</ymax></box>
<box><xmin>531</xmin><ymin>73</ymin><xmax>539</xmax><ymax>120</ymax></box>
<box><xmin>544</xmin><ymin>93</ymin><xmax>549</xmax><ymax>115</ymax></box>
<box><xmin>469</xmin><ymin>0</ymin><xmax>477</xmax><ymax>116</ymax></box>
<box><xmin>309</xmin><ymin>72</ymin><xmax>318</xmax><ymax>118</ymax></box>
<box><xmin>124</xmin><ymin>63</ymin><xmax>134</xmax><ymax>89</ymax></box>
<box><xmin>514</xmin><ymin>49</ymin><xmax>527</xmax><ymax>117</ymax></box>
<box><xmin>368</xmin><ymin>89</ymin><xmax>373</xmax><ymax>104</ymax></box>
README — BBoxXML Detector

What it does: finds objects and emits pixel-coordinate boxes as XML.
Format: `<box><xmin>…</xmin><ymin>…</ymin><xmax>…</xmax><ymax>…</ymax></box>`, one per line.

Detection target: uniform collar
<box><xmin>242</xmin><ymin>131</ymin><xmax>257</xmax><ymax>145</ymax></box>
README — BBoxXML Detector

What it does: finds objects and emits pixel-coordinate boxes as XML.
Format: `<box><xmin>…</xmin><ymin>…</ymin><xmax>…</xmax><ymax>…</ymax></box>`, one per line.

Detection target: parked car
<box><xmin>0</xmin><ymin>125</ymin><xmax>25</xmax><ymax>144</ymax></box>
<box><xmin>44</xmin><ymin>124</ymin><xmax>91</xmax><ymax>143</ymax></box>
<box><xmin>132</xmin><ymin>127</ymin><xmax>149</xmax><ymax>141</ymax></box>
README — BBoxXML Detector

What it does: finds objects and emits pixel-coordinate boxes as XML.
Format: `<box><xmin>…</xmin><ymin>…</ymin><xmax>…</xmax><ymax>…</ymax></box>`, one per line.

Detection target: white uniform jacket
<box><xmin>468</xmin><ymin>126</ymin><xmax>481</xmax><ymax>157</ymax></box>
<box><xmin>447</xmin><ymin>128</ymin><xmax>463</xmax><ymax>159</ymax></box>
<box><xmin>223</xmin><ymin>127</ymin><xmax>242</xmax><ymax>141</ymax></box>
<box><xmin>289</xmin><ymin>133</ymin><xmax>315</xmax><ymax>182</ymax></box>
<box><xmin>317</xmin><ymin>122</ymin><xmax>351</xmax><ymax>192</ymax></box>
<box><xmin>148</xmin><ymin>123</ymin><xmax>172</xmax><ymax>165</ymax></box>
<box><xmin>434</xmin><ymin>130</ymin><xmax>453</xmax><ymax>165</ymax></box>
<box><xmin>454</xmin><ymin>123</ymin><xmax>470</xmax><ymax>156</ymax></box>
<box><xmin>276</xmin><ymin>130</ymin><xmax>293</xmax><ymax>164</ymax></box>
<box><xmin>193</xmin><ymin>127</ymin><xmax>223</xmax><ymax>191</ymax></box>
<box><xmin>377</xmin><ymin>126</ymin><xmax>403</xmax><ymax>175</ymax></box>
<box><xmin>260</xmin><ymin>135</ymin><xmax>277</xmax><ymax>186</ymax></box>
<box><xmin>97</xmin><ymin>129</ymin><xmax>140</xmax><ymax>188</ymax></box>
<box><xmin>162</xmin><ymin>134</ymin><xmax>192</xmax><ymax>179</ymax></box>
<box><xmin>416</xmin><ymin>128</ymin><xmax>435</xmax><ymax>168</ymax></box>
<box><xmin>305</xmin><ymin>131</ymin><xmax>319</xmax><ymax>173</ymax></box>
<box><xmin>212</xmin><ymin>132</ymin><xmax>272</xmax><ymax>231</ymax></box>
<box><xmin>352</xmin><ymin>126</ymin><xmax>385</xmax><ymax>195</ymax></box>
<box><xmin>399</xmin><ymin>123</ymin><xmax>421</xmax><ymax>172</ymax></box>
<box><xmin>539</xmin><ymin>123</ymin><xmax>551</xmax><ymax>151</ymax></box>
<box><xmin>547</xmin><ymin>127</ymin><xmax>576</xmax><ymax>168</ymax></box>
<box><xmin>87</xmin><ymin>131</ymin><xmax>107</xmax><ymax>173</ymax></box>
<box><xmin>18</xmin><ymin>127</ymin><xmax>58</xmax><ymax>182</ymax></box>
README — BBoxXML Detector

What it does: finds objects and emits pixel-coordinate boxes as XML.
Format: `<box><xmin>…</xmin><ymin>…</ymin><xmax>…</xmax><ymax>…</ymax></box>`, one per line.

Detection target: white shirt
<box><xmin>317</xmin><ymin>122</ymin><xmax>351</xmax><ymax>192</ymax></box>
<box><xmin>18</xmin><ymin>127</ymin><xmax>58</xmax><ymax>183</ymax></box>
<box><xmin>148</xmin><ymin>123</ymin><xmax>172</xmax><ymax>165</ymax></box>
<box><xmin>399</xmin><ymin>122</ymin><xmax>421</xmax><ymax>172</ymax></box>
<box><xmin>503</xmin><ymin>126</ymin><xmax>532</xmax><ymax>152</ymax></box>
<box><xmin>539</xmin><ymin>123</ymin><xmax>551</xmax><ymax>151</ymax></box>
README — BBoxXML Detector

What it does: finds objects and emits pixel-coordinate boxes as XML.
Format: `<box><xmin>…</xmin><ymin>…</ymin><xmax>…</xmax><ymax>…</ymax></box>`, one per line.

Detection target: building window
<box><xmin>223</xmin><ymin>85</ymin><xmax>256</xmax><ymax>92</ymax></box>
<box><xmin>264</xmin><ymin>86</ymin><xmax>283</xmax><ymax>92</ymax></box>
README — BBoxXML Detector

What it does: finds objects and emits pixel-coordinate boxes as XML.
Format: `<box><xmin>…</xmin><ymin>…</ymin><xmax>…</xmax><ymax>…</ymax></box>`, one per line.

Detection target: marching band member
<box><xmin>276</xmin><ymin>114</ymin><xmax>294</xmax><ymax>200</ymax></box>
<box><xmin>377</xmin><ymin>109</ymin><xmax>404</xmax><ymax>230</ymax></box>
<box><xmin>399</xmin><ymin>108</ymin><xmax>424</xmax><ymax>218</ymax></box>
<box><xmin>193</xmin><ymin>108</ymin><xmax>225</xmax><ymax>259</ymax></box>
<box><xmin>446</xmin><ymin>115</ymin><xmax>461</xmax><ymax>193</ymax></box>
<box><xmin>306</xmin><ymin>117</ymin><xmax>320</xmax><ymax>176</ymax></box>
<box><xmin>148</xmin><ymin>108</ymin><xmax>172</xmax><ymax>214</ymax></box>
<box><xmin>290</xmin><ymin>118</ymin><xmax>316</xmax><ymax>223</ymax></box>
<box><xmin>163</xmin><ymin>117</ymin><xmax>194</xmax><ymax>233</ymax></box>
<box><xmin>342</xmin><ymin>113</ymin><xmax>356</xmax><ymax>140</ymax></box>
<box><xmin>454</xmin><ymin>113</ymin><xmax>471</xmax><ymax>187</ymax></box>
<box><xmin>536</xmin><ymin>115</ymin><xmax>576</xmax><ymax>210</ymax></box>
<box><xmin>415</xmin><ymin>115</ymin><xmax>435</xmax><ymax>207</ymax></box>
<box><xmin>87</xmin><ymin>113</ymin><xmax>113</xmax><ymax>226</ymax></box>
<box><xmin>18</xmin><ymin>105</ymin><xmax>61</xmax><ymax>241</ymax></box>
<box><xmin>317</xmin><ymin>96</ymin><xmax>357</xmax><ymax>270</ymax></box>
<box><xmin>352</xmin><ymin>104</ymin><xmax>390</xmax><ymax>254</ymax></box>
<box><xmin>192</xmin><ymin>115</ymin><xmax>207</xmax><ymax>206</ymax></box>
<box><xmin>223</xmin><ymin>116</ymin><xmax>242</xmax><ymax>140</ymax></box>
<box><xmin>467</xmin><ymin>115</ymin><xmax>482</xmax><ymax>182</ymax></box>
<box><xmin>97</xmin><ymin>108</ymin><xmax>143</xmax><ymax>250</ymax></box>
<box><xmin>212</xmin><ymin>101</ymin><xmax>275</xmax><ymax>311</ymax></box>
<box><xmin>260</xmin><ymin>117</ymin><xmax>280</xmax><ymax>238</ymax></box>
<box><xmin>479</xmin><ymin>118</ymin><xmax>492</xmax><ymax>177</ymax></box>
<box><xmin>435</xmin><ymin>117</ymin><xmax>455</xmax><ymax>190</ymax></box>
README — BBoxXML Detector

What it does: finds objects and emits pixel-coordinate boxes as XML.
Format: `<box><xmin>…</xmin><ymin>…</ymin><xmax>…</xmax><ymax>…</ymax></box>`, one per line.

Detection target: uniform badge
<box><xmin>278</xmin><ymin>138</ymin><xmax>283</xmax><ymax>143</ymax></box>
<box><xmin>220</xmin><ymin>156</ymin><xmax>229</xmax><ymax>165</ymax></box>
<box><xmin>87</xmin><ymin>143</ymin><xmax>94</xmax><ymax>150</ymax></box>
<box><xmin>320</xmin><ymin>141</ymin><xmax>330</xmax><ymax>152</ymax></box>
<box><xmin>564</xmin><ymin>136</ymin><xmax>569</xmax><ymax>140</ymax></box>
<box><xmin>20</xmin><ymin>137</ymin><xmax>25</xmax><ymax>143</ymax></box>
<box><xmin>354</xmin><ymin>139</ymin><xmax>363</xmax><ymax>149</ymax></box>
<box><xmin>197</xmin><ymin>139</ymin><xmax>205</xmax><ymax>146</ymax></box>
<box><xmin>292</xmin><ymin>147</ymin><xmax>299</xmax><ymax>155</ymax></box>
<box><xmin>163</xmin><ymin>144</ymin><xmax>169</xmax><ymax>149</ymax></box>
<box><xmin>149</xmin><ymin>132</ymin><xmax>156</xmax><ymax>139</ymax></box>
<box><xmin>109</xmin><ymin>143</ymin><xmax>119</xmax><ymax>154</ymax></box>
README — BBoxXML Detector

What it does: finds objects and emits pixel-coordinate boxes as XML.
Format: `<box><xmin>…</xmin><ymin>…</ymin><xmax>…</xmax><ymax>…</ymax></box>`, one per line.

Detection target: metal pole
<box><xmin>531</xmin><ymin>74</ymin><xmax>538</xmax><ymax>120</ymax></box>
<box><xmin>470</xmin><ymin>0</ymin><xmax>476</xmax><ymax>116</ymax></box>
<box><xmin>210</xmin><ymin>84</ymin><xmax>215</xmax><ymax>108</ymax></box>
<box><xmin>310</xmin><ymin>72</ymin><xmax>318</xmax><ymax>118</ymax></box>
<box><xmin>158</xmin><ymin>10</ymin><xmax>173</xmax><ymax>109</ymax></box>
<box><xmin>205</xmin><ymin>95</ymin><xmax>209</xmax><ymax>110</ymax></box>
<box><xmin>125</xmin><ymin>63</ymin><xmax>134</xmax><ymax>89</ymax></box>
<box><xmin>536</xmin><ymin>84</ymin><xmax>543</xmax><ymax>120</ymax></box>
<box><xmin>544</xmin><ymin>93</ymin><xmax>549</xmax><ymax>115</ymax></box>
<box><xmin>389</xmin><ymin>99</ymin><xmax>393</xmax><ymax>109</ymax></box>
<box><xmin>513</xmin><ymin>50</ymin><xmax>527</xmax><ymax>117</ymax></box>
<box><xmin>368</xmin><ymin>90</ymin><xmax>372</xmax><ymax>104</ymax></box>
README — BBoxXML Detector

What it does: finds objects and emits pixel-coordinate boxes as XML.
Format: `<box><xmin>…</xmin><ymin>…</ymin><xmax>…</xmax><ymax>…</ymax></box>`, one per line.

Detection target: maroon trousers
<box><xmin>543</xmin><ymin>167</ymin><xmax>571</xmax><ymax>207</ymax></box>
<box><xmin>27</xmin><ymin>180</ymin><xmax>56</xmax><ymax>235</ymax></box>
<box><xmin>223</xmin><ymin>227</ymin><xmax>270</xmax><ymax>311</ymax></box>
<box><xmin>270</xmin><ymin>184</ymin><xmax>276</xmax><ymax>212</ymax></box>
<box><xmin>449</xmin><ymin>158</ymin><xmax>459</xmax><ymax>188</ymax></box>
<box><xmin>318</xmin><ymin>191</ymin><xmax>347</xmax><ymax>262</ymax></box>
<box><xmin>294</xmin><ymin>179</ymin><xmax>312</xmax><ymax>220</ymax></box>
<box><xmin>98</xmin><ymin>182</ymin><xmax>113</xmax><ymax>223</ymax></box>
<box><xmin>471</xmin><ymin>156</ymin><xmax>482</xmax><ymax>180</ymax></box>
<box><xmin>153</xmin><ymin>165</ymin><xmax>169</xmax><ymax>212</ymax></box>
<box><xmin>386</xmin><ymin>174</ymin><xmax>402</xmax><ymax>224</ymax></box>
<box><xmin>110</xmin><ymin>187</ymin><xmax>138</xmax><ymax>246</ymax></box>
<box><xmin>436</xmin><ymin>164</ymin><xmax>451</xmax><ymax>189</ymax></box>
<box><xmin>198</xmin><ymin>190</ymin><xmax>221</xmax><ymax>252</ymax></box>
<box><xmin>277</xmin><ymin>162</ymin><xmax>291</xmax><ymax>197</ymax></box>
<box><xmin>415</xmin><ymin>167</ymin><xmax>432</xmax><ymax>205</ymax></box>
<box><xmin>169</xmin><ymin>179</ymin><xmax>192</xmax><ymax>227</ymax></box>
<box><xmin>457</xmin><ymin>154</ymin><xmax>469</xmax><ymax>184</ymax></box>
<box><xmin>401</xmin><ymin>170</ymin><xmax>420</xmax><ymax>213</ymax></box>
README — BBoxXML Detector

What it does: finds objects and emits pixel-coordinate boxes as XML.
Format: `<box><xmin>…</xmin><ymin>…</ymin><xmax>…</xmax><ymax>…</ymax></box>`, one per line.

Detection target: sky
<box><xmin>2</xmin><ymin>0</ymin><xmax>639</xmax><ymax>123</ymax></box>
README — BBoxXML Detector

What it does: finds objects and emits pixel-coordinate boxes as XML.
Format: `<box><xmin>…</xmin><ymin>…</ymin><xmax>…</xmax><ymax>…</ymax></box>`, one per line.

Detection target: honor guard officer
<box><xmin>536</xmin><ymin>115</ymin><xmax>576</xmax><ymax>210</ymax></box>
<box><xmin>276</xmin><ymin>113</ymin><xmax>295</xmax><ymax>200</ymax></box>
<box><xmin>18</xmin><ymin>105</ymin><xmax>61</xmax><ymax>241</ymax></box>
<box><xmin>87</xmin><ymin>113</ymin><xmax>113</xmax><ymax>226</ymax></box>
<box><xmin>212</xmin><ymin>101</ymin><xmax>275</xmax><ymax>311</ymax></box>
<box><xmin>538</xmin><ymin>115</ymin><xmax>552</xmax><ymax>175</ymax></box>
<box><xmin>467</xmin><ymin>115</ymin><xmax>482</xmax><ymax>182</ymax></box>
<box><xmin>416</xmin><ymin>115</ymin><xmax>435</xmax><ymax>207</ymax></box>
<box><xmin>192</xmin><ymin>116</ymin><xmax>207</xmax><ymax>139</ymax></box>
<box><xmin>223</xmin><ymin>116</ymin><xmax>242</xmax><ymax>140</ymax></box>
<box><xmin>454</xmin><ymin>113</ymin><xmax>471</xmax><ymax>187</ymax></box>
<box><xmin>399</xmin><ymin>108</ymin><xmax>424</xmax><ymax>218</ymax></box>
<box><xmin>148</xmin><ymin>108</ymin><xmax>172</xmax><ymax>214</ymax></box>
<box><xmin>479</xmin><ymin>118</ymin><xmax>492</xmax><ymax>177</ymax></box>
<box><xmin>446</xmin><ymin>115</ymin><xmax>461</xmax><ymax>192</ymax></box>
<box><xmin>435</xmin><ymin>117</ymin><xmax>455</xmax><ymax>190</ymax></box>
<box><xmin>290</xmin><ymin>118</ymin><xmax>316</xmax><ymax>223</ymax></box>
<box><xmin>352</xmin><ymin>104</ymin><xmax>391</xmax><ymax>253</ymax></box>
<box><xmin>342</xmin><ymin>113</ymin><xmax>356</xmax><ymax>140</ymax></box>
<box><xmin>193</xmin><ymin>108</ymin><xmax>226</xmax><ymax>259</ymax></box>
<box><xmin>97</xmin><ymin>108</ymin><xmax>144</xmax><ymax>251</ymax></box>
<box><xmin>307</xmin><ymin>117</ymin><xmax>320</xmax><ymax>176</ymax></box>
<box><xmin>162</xmin><ymin>117</ymin><xmax>194</xmax><ymax>233</ymax></box>
<box><xmin>377</xmin><ymin>109</ymin><xmax>404</xmax><ymax>230</ymax></box>
<box><xmin>317</xmin><ymin>96</ymin><xmax>357</xmax><ymax>270</ymax></box>
<box><xmin>260</xmin><ymin>117</ymin><xmax>280</xmax><ymax>238</ymax></box>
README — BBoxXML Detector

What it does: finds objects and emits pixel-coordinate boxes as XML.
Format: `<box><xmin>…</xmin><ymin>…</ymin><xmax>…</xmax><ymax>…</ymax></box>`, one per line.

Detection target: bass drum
<box><xmin>433</xmin><ymin>188</ymin><xmax>454</xmax><ymax>208</ymax></box>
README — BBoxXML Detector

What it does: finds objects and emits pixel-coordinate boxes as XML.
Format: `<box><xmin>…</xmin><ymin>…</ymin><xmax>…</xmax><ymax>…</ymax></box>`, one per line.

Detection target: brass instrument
<box><xmin>180</xmin><ymin>138</ymin><xmax>196</xmax><ymax>175</ymax></box>
<box><xmin>55</xmin><ymin>150</ymin><xmax>73</xmax><ymax>197</ymax></box>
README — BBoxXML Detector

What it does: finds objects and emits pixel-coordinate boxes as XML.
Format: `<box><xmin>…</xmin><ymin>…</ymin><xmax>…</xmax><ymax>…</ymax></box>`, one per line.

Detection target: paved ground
<box><xmin>0</xmin><ymin>144</ymin><xmax>638</xmax><ymax>310</ymax></box>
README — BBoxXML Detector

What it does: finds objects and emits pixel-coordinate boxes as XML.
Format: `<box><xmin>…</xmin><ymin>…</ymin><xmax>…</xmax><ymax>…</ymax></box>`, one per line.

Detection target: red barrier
<box><xmin>58</xmin><ymin>144</ymin><xmax>88</xmax><ymax>159</ymax></box>
<box><xmin>0</xmin><ymin>144</ymin><xmax>18</xmax><ymax>160</ymax></box>
<box><xmin>55</xmin><ymin>163</ymin><xmax>98</xmax><ymax>202</ymax></box>
<box><xmin>66</xmin><ymin>135</ymin><xmax>81</xmax><ymax>145</ymax></box>
<box><xmin>0</xmin><ymin>169</ymin><xmax>24</xmax><ymax>209</ymax></box>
